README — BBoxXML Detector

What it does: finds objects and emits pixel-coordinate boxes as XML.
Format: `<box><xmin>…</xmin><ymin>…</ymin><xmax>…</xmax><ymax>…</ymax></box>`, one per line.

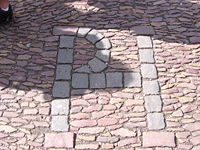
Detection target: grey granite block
<box><xmin>124</xmin><ymin>72</ymin><xmax>142</xmax><ymax>88</ymax></box>
<box><xmin>57</xmin><ymin>49</ymin><xmax>73</xmax><ymax>64</ymax></box>
<box><xmin>52</xmin><ymin>81</ymin><xmax>70</xmax><ymax>98</ymax></box>
<box><xmin>147</xmin><ymin>113</ymin><xmax>165</xmax><ymax>130</ymax></box>
<box><xmin>90</xmin><ymin>73</ymin><xmax>106</xmax><ymax>89</ymax></box>
<box><xmin>51</xmin><ymin>116</ymin><xmax>69</xmax><ymax>131</ymax></box>
<box><xmin>88</xmin><ymin>58</ymin><xmax>107</xmax><ymax>72</ymax></box>
<box><xmin>106</xmin><ymin>72</ymin><xmax>123</xmax><ymax>88</ymax></box>
<box><xmin>72</xmin><ymin>73</ymin><xmax>89</xmax><ymax>89</ymax></box>
<box><xmin>51</xmin><ymin>99</ymin><xmax>70</xmax><ymax>115</ymax></box>
<box><xmin>56</xmin><ymin>64</ymin><xmax>72</xmax><ymax>80</ymax></box>
<box><xmin>60</xmin><ymin>36</ymin><xmax>75</xmax><ymax>48</ymax></box>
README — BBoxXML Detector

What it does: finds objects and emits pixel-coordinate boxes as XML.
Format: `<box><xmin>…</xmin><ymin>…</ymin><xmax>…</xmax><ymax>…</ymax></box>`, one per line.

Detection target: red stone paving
<box><xmin>0</xmin><ymin>0</ymin><xmax>200</xmax><ymax>149</ymax></box>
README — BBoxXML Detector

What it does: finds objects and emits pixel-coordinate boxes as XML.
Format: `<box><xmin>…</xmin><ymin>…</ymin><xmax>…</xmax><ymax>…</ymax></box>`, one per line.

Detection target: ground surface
<box><xmin>0</xmin><ymin>0</ymin><xmax>200</xmax><ymax>149</ymax></box>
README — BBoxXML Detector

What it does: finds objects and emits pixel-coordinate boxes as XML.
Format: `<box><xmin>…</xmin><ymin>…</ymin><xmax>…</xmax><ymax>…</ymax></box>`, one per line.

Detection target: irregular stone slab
<box><xmin>143</xmin><ymin>132</ymin><xmax>176</xmax><ymax>147</ymax></box>
<box><xmin>51</xmin><ymin>116</ymin><xmax>69</xmax><ymax>131</ymax></box>
<box><xmin>106</xmin><ymin>72</ymin><xmax>123</xmax><ymax>88</ymax></box>
<box><xmin>147</xmin><ymin>113</ymin><xmax>165</xmax><ymax>130</ymax></box>
<box><xmin>52</xmin><ymin>81</ymin><xmax>70</xmax><ymax>98</ymax></box>
<box><xmin>72</xmin><ymin>73</ymin><xmax>89</xmax><ymax>89</ymax></box>
<box><xmin>111</xmin><ymin>128</ymin><xmax>136</xmax><ymax>137</ymax></box>
<box><xmin>78</xmin><ymin>127</ymin><xmax>105</xmax><ymax>134</ymax></box>
<box><xmin>77</xmin><ymin>27</ymin><xmax>91</xmax><ymax>37</ymax></box>
<box><xmin>124</xmin><ymin>72</ymin><xmax>141</xmax><ymax>88</ymax></box>
<box><xmin>145</xmin><ymin>95</ymin><xmax>162</xmax><ymax>112</ymax></box>
<box><xmin>141</xmin><ymin>64</ymin><xmax>158</xmax><ymax>79</ymax></box>
<box><xmin>86</xmin><ymin>29</ymin><xmax>104</xmax><ymax>44</ymax></box>
<box><xmin>56</xmin><ymin>64</ymin><xmax>72</xmax><ymax>80</ymax></box>
<box><xmin>51</xmin><ymin>99</ymin><xmax>70</xmax><ymax>115</ymax></box>
<box><xmin>53</xmin><ymin>26</ymin><xmax>78</xmax><ymax>36</ymax></box>
<box><xmin>189</xmin><ymin>37</ymin><xmax>200</xmax><ymax>44</ymax></box>
<box><xmin>44</xmin><ymin>132</ymin><xmax>74</xmax><ymax>148</ymax></box>
<box><xmin>90</xmin><ymin>73</ymin><xmax>106</xmax><ymax>89</ymax></box>
<box><xmin>60</xmin><ymin>36</ymin><xmax>75</xmax><ymax>48</ymax></box>
<box><xmin>57</xmin><ymin>49</ymin><xmax>73</xmax><ymax>64</ymax></box>
<box><xmin>97</xmin><ymin>136</ymin><xmax>119</xmax><ymax>143</ymax></box>
<box><xmin>139</xmin><ymin>49</ymin><xmax>155</xmax><ymax>63</ymax></box>
<box><xmin>137</xmin><ymin>36</ymin><xmax>152</xmax><ymax>49</ymax></box>
<box><xmin>132</xmin><ymin>26</ymin><xmax>155</xmax><ymax>35</ymax></box>
<box><xmin>74</xmin><ymin>65</ymin><xmax>91</xmax><ymax>73</ymax></box>
<box><xmin>88</xmin><ymin>58</ymin><xmax>107</xmax><ymax>72</ymax></box>
<box><xmin>143</xmin><ymin>80</ymin><xmax>160</xmax><ymax>95</ymax></box>
<box><xmin>96</xmin><ymin>38</ymin><xmax>112</xmax><ymax>50</ymax></box>
<box><xmin>95</xmin><ymin>50</ymin><xmax>110</xmax><ymax>62</ymax></box>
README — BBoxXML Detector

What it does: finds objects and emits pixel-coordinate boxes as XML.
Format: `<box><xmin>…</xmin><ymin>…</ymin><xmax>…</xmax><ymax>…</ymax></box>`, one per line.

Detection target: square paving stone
<box><xmin>72</xmin><ymin>73</ymin><xmax>89</xmax><ymax>89</ymax></box>
<box><xmin>147</xmin><ymin>113</ymin><xmax>166</xmax><ymax>130</ymax></box>
<box><xmin>95</xmin><ymin>50</ymin><xmax>110</xmax><ymax>62</ymax></box>
<box><xmin>88</xmin><ymin>58</ymin><xmax>107</xmax><ymax>72</ymax></box>
<box><xmin>51</xmin><ymin>99</ymin><xmax>70</xmax><ymax>115</ymax></box>
<box><xmin>57</xmin><ymin>49</ymin><xmax>73</xmax><ymax>64</ymax></box>
<box><xmin>77</xmin><ymin>27</ymin><xmax>91</xmax><ymax>37</ymax></box>
<box><xmin>106</xmin><ymin>72</ymin><xmax>123</xmax><ymax>88</ymax></box>
<box><xmin>96</xmin><ymin>38</ymin><xmax>112</xmax><ymax>50</ymax></box>
<box><xmin>60</xmin><ymin>36</ymin><xmax>75</xmax><ymax>48</ymax></box>
<box><xmin>143</xmin><ymin>80</ymin><xmax>160</xmax><ymax>95</ymax></box>
<box><xmin>51</xmin><ymin>116</ymin><xmax>69</xmax><ymax>131</ymax></box>
<box><xmin>124</xmin><ymin>72</ymin><xmax>142</xmax><ymax>88</ymax></box>
<box><xmin>86</xmin><ymin>29</ymin><xmax>104</xmax><ymax>44</ymax></box>
<box><xmin>52</xmin><ymin>81</ymin><xmax>70</xmax><ymax>98</ymax></box>
<box><xmin>141</xmin><ymin>64</ymin><xmax>158</xmax><ymax>79</ymax></box>
<box><xmin>139</xmin><ymin>49</ymin><xmax>155</xmax><ymax>63</ymax></box>
<box><xmin>145</xmin><ymin>95</ymin><xmax>162</xmax><ymax>113</ymax></box>
<box><xmin>56</xmin><ymin>64</ymin><xmax>72</xmax><ymax>80</ymax></box>
<box><xmin>90</xmin><ymin>73</ymin><xmax>106</xmax><ymax>89</ymax></box>
<box><xmin>137</xmin><ymin>36</ymin><xmax>152</xmax><ymax>49</ymax></box>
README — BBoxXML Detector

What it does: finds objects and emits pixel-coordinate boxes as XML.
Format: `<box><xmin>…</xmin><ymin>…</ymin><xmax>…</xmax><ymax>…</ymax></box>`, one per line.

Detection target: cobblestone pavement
<box><xmin>0</xmin><ymin>0</ymin><xmax>200</xmax><ymax>149</ymax></box>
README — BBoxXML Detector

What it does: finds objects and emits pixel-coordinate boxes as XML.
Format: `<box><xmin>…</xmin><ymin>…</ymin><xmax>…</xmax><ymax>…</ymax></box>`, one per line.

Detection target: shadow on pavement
<box><xmin>0</xmin><ymin>0</ymin><xmax>199</xmax><ymax>101</ymax></box>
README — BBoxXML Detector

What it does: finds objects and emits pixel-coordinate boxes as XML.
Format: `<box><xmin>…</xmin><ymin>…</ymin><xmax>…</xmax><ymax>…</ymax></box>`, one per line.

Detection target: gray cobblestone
<box><xmin>141</xmin><ymin>64</ymin><xmax>158</xmax><ymax>79</ymax></box>
<box><xmin>56</xmin><ymin>64</ymin><xmax>72</xmax><ymax>80</ymax></box>
<box><xmin>124</xmin><ymin>72</ymin><xmax>141</xmax><ymax>88</ymax></box>
<box><xmin>137</xmin><ymin>36</ymin><xmax>152</xmax><ymax>48</ymax></box>
<box><xmin>143</xmin><ymin>80</ymin><xmax>160</xmax><ymax>95</ymax></box>
<box><xmin>90</xmin><ymin>73</ymin><xmax>106</xmax><ymax>89</ymax></box>
<box><xmin>86</xmin><ymin>29</ymin><xmax>104</xmax><ymax>44</ymax></box>
<box><xmin>51</xmin><ymin>116</ymin><xmax>69</xmax><ymax>131</ymax></box>
<box><xmin>95</xmin><ymin>50</ymin><xmax>110</xmax><ymax>62</ymax></box>
<box><xmin>60</xmin><ymin>36</ymin><xmax>75</xmax><ymax>48</ymax></box>
<box><xmin>139</xmin><ymin>49</ymin><xmax>155</xmax><ymax>63</ymax></box>
<box><xmin>96</xmin><ymin>38</ymin><xmax>112</xmax><ymax>50</ymax></box>
<box><xmin>88</xmin><ymin>58</ymin><xmax>107</xmax><ymax>72</ymax></box>
<box><xmin>52</xmin><ymin>81</ymin><xmax>70</xmax><ymax>98</ymax></box>
<box><xmin>106</xmin><ymin>72</ymin><xmax>123</xmax><ymax>88</ymax></box>
<box><xmin>57</xmin><ymin>49</ymin><xmax>73</xmax><ymax>64</ymax></box>
<box><xmin>145</xmin><ymin>95</ymin><xmax>162</xmax><ymax>113</ymax></box>
<box><xmin>51</xmin><ymin>99</ymin><xmax>70</xmax><ymax>115</ymax></box>
<box><xmin>147</xmin><ymin>113</ymin><xmax>165</xmax><ymax>130</ymax></box>
<box><xmin>77</xmin><ymin>27</ymin><xmax>91</xmax><ymax>37</ymax></box>
<box><xmin>72</xmin><ymin>73</ymin><xmax>89</xmax><ymax>89</ymax></box>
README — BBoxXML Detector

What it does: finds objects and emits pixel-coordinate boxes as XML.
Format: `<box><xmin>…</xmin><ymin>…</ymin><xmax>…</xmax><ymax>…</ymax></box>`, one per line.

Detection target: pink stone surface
<box><xmin>143</xmin><ymin>132</ymin><xmax>176</xmax><ymax>147</ymax></box>
<box><xmin>44</xmin><ymin>132</ymin><xmax>74</xmax><ymax>148</ymax></box>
